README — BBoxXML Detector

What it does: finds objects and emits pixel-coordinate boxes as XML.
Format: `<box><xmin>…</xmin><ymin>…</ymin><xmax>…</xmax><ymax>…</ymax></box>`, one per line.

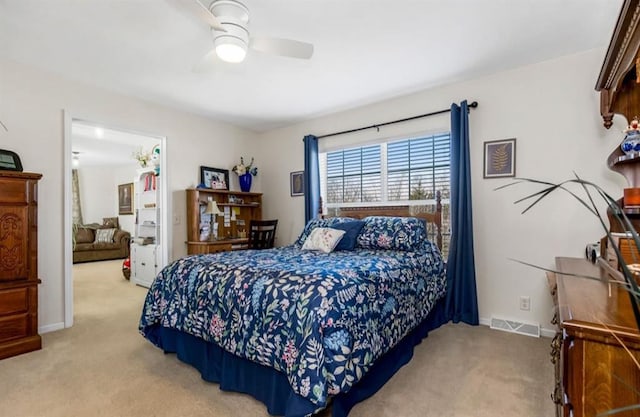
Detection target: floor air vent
<box><xmin>490</xmin><ymin>317</ymin><xmax>540</xmax><ymax>338</ymax></box>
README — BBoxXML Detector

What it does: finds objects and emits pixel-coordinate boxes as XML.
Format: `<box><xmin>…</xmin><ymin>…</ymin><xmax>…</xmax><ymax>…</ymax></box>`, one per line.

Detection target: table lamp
<box><xmin>204</xmin><ymin>200</ymin><xmax>221</xmax><ymax>240</ymax></box>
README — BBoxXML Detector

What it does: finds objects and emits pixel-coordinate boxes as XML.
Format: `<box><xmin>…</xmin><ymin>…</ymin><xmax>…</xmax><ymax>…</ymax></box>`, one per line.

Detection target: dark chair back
<box><xmin>247</xmin><ymin>219</ymin><xmax>278</xmax><ymax>249</ymax></box>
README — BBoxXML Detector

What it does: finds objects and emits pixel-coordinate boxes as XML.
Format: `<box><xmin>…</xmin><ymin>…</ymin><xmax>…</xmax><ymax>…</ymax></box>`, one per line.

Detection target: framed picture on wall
<box><xmin>118</xmin><ymin>183</ymin><xmax>134</xmax><ymax>215</ymax></box>
<box><xmin>200</xmin><ymin>166</ymin><xmax>229</xmax><ymax>190</ymax></box>
<box><xmin>290</xmin><ymin>171</ymin><xmax>304</xmax><ymax>197</ymax></box>
<box><xmin>483</xmin><ymin>138</ymin><xmax>516</xmax><ymax>179</ymax></box>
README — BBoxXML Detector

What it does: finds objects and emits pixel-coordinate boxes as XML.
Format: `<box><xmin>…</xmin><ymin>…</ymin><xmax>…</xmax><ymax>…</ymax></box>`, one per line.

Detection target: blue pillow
<box><xmin>331</xmin><ymin>220</ymin><xmax>366</xmax><ymax>251</ymax></box>
<box><xmin>356</xmin><ymin>216</ymin><xmax>426</xmax><ymax>251</ymax></box>
<box><xmin>295</xmin><ymin>217</ymin><xmax>357</xmax><ymax>246</ymax></box>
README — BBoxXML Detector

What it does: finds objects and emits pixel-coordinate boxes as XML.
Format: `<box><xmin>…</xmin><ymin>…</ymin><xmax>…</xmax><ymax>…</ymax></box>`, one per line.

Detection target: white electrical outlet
<box><xmin>519</xmin><ymin>296</ymin><xmax>531</xmax><ymax>311</ymax></box>
<box><xmin>173</xmin><ymin>214</ymin><xmax>180</xmax><ymax>225</ymax></box>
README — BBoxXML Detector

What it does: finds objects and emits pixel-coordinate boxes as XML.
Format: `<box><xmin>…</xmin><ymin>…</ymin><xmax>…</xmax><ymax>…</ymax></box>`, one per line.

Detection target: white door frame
<box><xmin>63</xmin><ymin>110</ymin><xmax>169</xmax><ymax>327</ymax></box>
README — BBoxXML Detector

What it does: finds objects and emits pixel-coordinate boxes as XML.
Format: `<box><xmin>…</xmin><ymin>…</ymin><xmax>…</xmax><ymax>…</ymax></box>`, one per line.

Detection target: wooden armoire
<box><xmin>0</xmin><ymin>171</ymin><xmax>42</xmax><ymax>359</ymax></box>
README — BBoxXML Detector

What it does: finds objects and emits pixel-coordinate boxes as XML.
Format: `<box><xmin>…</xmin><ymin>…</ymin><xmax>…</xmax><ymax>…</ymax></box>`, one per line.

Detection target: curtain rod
<box><xmin>316</xmin><ymin>101</ymin><xmax>478</xmax><ymax>139</ymax></box>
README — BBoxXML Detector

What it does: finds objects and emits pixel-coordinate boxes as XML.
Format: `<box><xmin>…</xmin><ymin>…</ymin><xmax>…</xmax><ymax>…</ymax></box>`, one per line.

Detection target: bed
<box><xmin>139</xmin><ymin>204</ymin><xmax>449</xmax><ymax>417</ymax></box>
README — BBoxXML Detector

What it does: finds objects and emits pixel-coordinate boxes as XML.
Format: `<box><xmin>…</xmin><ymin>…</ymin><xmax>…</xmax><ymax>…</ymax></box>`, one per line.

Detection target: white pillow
<box><xmin>301</xmin><ymin>227</ymin><xmax>346</xmax><ymax>253</ymax></box>
<box><xmin>94</xmin><ymin>228</ymin><xmax>116</xmax><ymax>243</ymax></box>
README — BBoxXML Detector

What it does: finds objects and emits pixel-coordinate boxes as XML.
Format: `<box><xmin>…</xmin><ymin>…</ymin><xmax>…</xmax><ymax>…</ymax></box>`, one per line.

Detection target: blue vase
<box><xmin>621</xmin><ymin>130</ymin><xmax>640</xmax><ymax>155</ymax></box>
<box><xmin>239</xmin><ymin>173</ymin><xmax>252</xmax><ymax>192</ymax></box>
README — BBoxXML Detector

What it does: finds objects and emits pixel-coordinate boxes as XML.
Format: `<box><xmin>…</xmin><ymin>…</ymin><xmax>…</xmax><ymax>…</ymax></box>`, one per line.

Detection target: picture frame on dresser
<box><xmin>200</xmin><ymin>166</ymin><xmax>229</xmax><ymax>190</ymax></box>
<box><xmin>0</xmin><ymin>149</ymin><xmax>23</xmax><ymax>172</ymax></box>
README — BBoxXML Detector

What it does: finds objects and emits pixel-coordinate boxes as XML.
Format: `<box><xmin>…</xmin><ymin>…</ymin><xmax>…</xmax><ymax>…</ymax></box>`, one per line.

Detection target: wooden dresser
<box><xmin>0</xmin><ymin>171</ymin><xmax>42</xmax><ymax>359</ymax></box>
<box><xmin>550</xmin><ymin>257</ymin><xmax>640</xmax><ymax>416</ymax></box>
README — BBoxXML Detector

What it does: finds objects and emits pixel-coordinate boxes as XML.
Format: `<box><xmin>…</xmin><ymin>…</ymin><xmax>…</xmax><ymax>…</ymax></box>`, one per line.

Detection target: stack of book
<box><xmin>132</xmin><ymin>237</ymin><xmax>155</xmax><ymax>245</ymax></box>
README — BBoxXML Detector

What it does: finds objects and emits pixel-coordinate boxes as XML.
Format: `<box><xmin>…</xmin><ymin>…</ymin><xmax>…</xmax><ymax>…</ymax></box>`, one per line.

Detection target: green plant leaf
<box><xmin>501</xmin><ymin>176</ymin><xmax>640</xmax><ymax>317</ymax></box>
<box><xmin>597</xmin><ymin>403</ymin><xmax>640</xmax><ymax>416</ymax></box>
<box><xmin>501</xmin><ymin>176</ymin><xmax>640</xmax><ymax>417</ymax></box>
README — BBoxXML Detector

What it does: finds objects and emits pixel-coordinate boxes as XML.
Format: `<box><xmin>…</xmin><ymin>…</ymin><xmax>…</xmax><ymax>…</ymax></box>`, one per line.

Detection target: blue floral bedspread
<box><xmin>139</xmin><ymin>242</ymin><xmax>446</xmax><ymax>409</ymax></box>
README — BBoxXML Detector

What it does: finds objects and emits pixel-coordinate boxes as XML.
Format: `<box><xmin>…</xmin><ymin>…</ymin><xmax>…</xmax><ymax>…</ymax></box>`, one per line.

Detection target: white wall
<box><xmin>0</xmin><ymin>58</ymin><xmax>255</xmax><ymax>331</ymax></box>
<box><xmin>76</xmin><ymin>163</ymin><xmax>139</xmax><ymax>233</ymax></box>
<box><xmin>255</xmin><ymin>48</ymin><xmax>627</xmax><ymax>335</ymax></box>
<box><xmin>78</xmin><ymin>166</ymin><xmax>118</xmax><ymax>226</ymax></box>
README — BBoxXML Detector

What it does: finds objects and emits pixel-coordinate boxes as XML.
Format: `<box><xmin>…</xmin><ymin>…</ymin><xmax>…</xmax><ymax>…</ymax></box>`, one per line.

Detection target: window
<box><xmin>326</xmin><ymin>145</ymin><xmax>381</xmax><ymax>203</ymax></box>
<box><xmin>387</xmin><ymin>133</ymin><xmax>451</xmax><ymax>201</ymax></box>
<box><xmin>320</xmin><ymin>132</ymin><xmax>451</xmax><ymax>255</ymax></box>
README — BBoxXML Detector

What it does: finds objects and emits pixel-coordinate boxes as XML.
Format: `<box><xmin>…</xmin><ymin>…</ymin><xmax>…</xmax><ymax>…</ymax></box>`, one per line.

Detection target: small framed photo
<box><xmin>200</xmin><ymin>166</ymin><xmax>229</xmax><ymax>190</ymax></box>
<box><xmin>483</xmin><ymin>138</ymin><xmax>516</xmax><ymax>179</ymax></box>
<box><xmin>290</xmin><ymin>171</ymin><xmax>304</xmax><ymax>197</ymax></box>
<box><xmin>118</xmin><ymin>183</ymin><xmax>134</xmax><ymax>215</ymax></box>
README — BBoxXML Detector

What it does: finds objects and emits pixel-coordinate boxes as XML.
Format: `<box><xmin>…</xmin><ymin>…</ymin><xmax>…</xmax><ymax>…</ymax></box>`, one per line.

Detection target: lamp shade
<box><xmin>204</xmin><ymin>200</ymin><xmax>221</xmax><ymax>215</ymax></box>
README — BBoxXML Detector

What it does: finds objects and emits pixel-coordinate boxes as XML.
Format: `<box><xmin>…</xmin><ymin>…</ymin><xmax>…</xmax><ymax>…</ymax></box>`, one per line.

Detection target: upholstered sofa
<box><xmin>73</xmin><ymin>217</ymin><xmax>131</xmax><ymax>264</ymax></box>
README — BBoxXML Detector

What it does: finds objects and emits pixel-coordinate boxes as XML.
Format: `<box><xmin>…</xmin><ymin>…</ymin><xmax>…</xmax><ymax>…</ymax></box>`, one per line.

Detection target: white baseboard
<box><xmin>39</xmin><ymin>322</ymin><xmax>65</xmax><ymax>334</ymax></box>
<box><xmin>479</xmin><ymin>317</ymin><xmax>555</xmax><ymax>338</ymax></box>
<box><xmin>539</xmin><ymin>327</ymin><xmax>556</xmax><ymax>338</ymax></box>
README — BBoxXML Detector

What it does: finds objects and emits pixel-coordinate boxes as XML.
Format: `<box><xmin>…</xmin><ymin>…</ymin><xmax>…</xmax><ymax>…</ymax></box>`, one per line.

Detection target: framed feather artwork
<box><xmin>483</xmin><ymin>138</ymin><xmax>516</xmax><ymax>178</ymax></box>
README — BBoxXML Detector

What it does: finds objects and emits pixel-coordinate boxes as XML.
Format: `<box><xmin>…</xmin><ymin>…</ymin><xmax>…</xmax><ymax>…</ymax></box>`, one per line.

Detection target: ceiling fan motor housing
<box><xmin>209</xmin><ymin>0</ymin><xmax>249</xmax><ymax>24</ymax></box>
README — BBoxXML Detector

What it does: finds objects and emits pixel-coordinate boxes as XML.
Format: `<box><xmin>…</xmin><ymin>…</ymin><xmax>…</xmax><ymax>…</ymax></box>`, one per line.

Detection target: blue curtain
<box><xmin>303</xmin><ymin>135</ymin><xmax>320</xmax><ymax>223</ymax></box>
<box><xmin>446</xmin><ymin>101</ymin><xmax>479</xmax><ymax>325</ymax></box>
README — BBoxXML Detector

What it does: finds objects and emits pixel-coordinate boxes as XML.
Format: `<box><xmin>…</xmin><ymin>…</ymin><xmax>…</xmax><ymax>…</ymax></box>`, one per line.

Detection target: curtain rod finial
<box><xmin>469</xmin><ymin>101</ymin><xmax>478</xmax><ymax>108</ymax></box>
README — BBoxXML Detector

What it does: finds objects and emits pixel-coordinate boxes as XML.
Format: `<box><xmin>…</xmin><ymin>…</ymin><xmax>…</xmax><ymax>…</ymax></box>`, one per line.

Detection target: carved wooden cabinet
<box><xmin>597</xmin><ymin>0</ymin><xmax>640</xmax><ymax>129</ymax></box>
<box><xmin>0</xmin><ymin>171</ymin><xmax>42</xmax><ymax>359</ymax></box>
<box><xmin>597</xmin><ymin>0</ymin><xmax>640</xmax><ymax>231</ymax></box>
<box><xmin>552</xmin><ymin>257</ymin><xmax>640</xmax><ymax>417</ymax></box>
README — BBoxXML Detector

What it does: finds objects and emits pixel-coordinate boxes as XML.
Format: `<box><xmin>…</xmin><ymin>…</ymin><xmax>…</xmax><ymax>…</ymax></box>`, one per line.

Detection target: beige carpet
<box><xmin>0</xmin><ymin>260</ymin><xmax>554</xmax><ymax>417</ymax></box>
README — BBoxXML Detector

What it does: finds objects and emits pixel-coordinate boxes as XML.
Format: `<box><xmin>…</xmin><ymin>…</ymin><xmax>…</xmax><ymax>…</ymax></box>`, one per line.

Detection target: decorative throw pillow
<box><xmin>295</xmin><ymin>217</ymin><xmax>356</xmax><ymax>246</ymax></box>
<box><xmin>331</xmin><ymin>220</ymin><xmax>366</xmax><ymax>251</ymax></box>
<box><xmin>94</xmin><ymin>228</ymin><xmax>116</xmax><ymax>244</ymax></box>
<box><xmin>75</xmin><ymin>227</ymin><xmax>95</xmax><ymax>244</ymax></box>
<box><xmin>356</xmin><ymin>216</ymin><xmax>426</xmax><ymax>251</ymax></box>
<box><xmin>103</xmin><ymin>217</ymin><xmax>119</xmax><ymax>229</ymax></box>
<box><xmin>301</xmin><ymin>227</ymin><xmax>346</xmax><ymax>253</ymax></box>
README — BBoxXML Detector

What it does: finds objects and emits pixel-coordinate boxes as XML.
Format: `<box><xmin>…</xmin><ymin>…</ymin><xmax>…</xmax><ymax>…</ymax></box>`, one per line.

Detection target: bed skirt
<box><xmin>144</xmin><ymin>297</ymin><xmax>448</xmax><ymax>417</ymax></box>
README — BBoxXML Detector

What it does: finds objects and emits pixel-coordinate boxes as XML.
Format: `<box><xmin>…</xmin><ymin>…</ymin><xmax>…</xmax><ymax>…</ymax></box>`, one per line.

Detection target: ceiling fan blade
<box><xmin>250</xmin><ymin>37</ymin><xmax>314</xmax><ymax>59</ymax></box>
<box><xmin>191</xmin><ymin>0</ymin><xmax>227</xmax><ymax>32</ymax></box>
<box><xmin>193</xmin><ymin>49</ymin><xmax>218</xmax><ymax>73</ymax></box>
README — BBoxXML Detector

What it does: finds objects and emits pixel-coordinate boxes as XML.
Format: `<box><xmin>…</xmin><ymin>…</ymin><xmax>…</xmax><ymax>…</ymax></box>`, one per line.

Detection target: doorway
<box><xmin>63</xmin><ymin>114</ymin><xmax>168</xmax><ymax>327</ymax></box>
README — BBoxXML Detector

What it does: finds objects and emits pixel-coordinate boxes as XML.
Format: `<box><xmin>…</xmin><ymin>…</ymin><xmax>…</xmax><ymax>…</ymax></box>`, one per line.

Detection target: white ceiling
<box><xmin>71</xmin><ymin>121</ymin><xmax>161</xmax><ymax>167</ymax></box>
<box><xmin>0</xmin><ymin>0</ymin><xmax>623</xmax><ymax>132</ymax></box>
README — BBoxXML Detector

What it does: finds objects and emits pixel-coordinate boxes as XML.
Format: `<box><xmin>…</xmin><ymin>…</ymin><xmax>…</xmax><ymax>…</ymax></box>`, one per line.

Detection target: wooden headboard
<box><xmin>322</xmin><ymin>191</ymin><xmax>443</xmax><ymax>250</ymax></box>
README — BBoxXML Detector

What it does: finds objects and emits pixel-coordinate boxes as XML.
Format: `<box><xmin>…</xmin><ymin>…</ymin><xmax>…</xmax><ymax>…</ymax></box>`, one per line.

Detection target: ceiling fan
<box><xmin>190</xmin><ymin>0</ymin><xmax>314</xmax><ymax>67</ymax></box>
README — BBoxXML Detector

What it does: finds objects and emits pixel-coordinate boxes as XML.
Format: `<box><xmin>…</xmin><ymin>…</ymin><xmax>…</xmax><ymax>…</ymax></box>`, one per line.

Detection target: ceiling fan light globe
<box><xmin>215</xmin><ymin>38</ymin><xmax>247</xmax><ymax>63</ymax></box>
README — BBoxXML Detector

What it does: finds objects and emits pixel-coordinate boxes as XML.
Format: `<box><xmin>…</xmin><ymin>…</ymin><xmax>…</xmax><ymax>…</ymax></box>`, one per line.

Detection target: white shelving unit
<box><xmin>131</xmin><ymin>167</ymin><xmax>161</xmax><ymax>288</ymax></box>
